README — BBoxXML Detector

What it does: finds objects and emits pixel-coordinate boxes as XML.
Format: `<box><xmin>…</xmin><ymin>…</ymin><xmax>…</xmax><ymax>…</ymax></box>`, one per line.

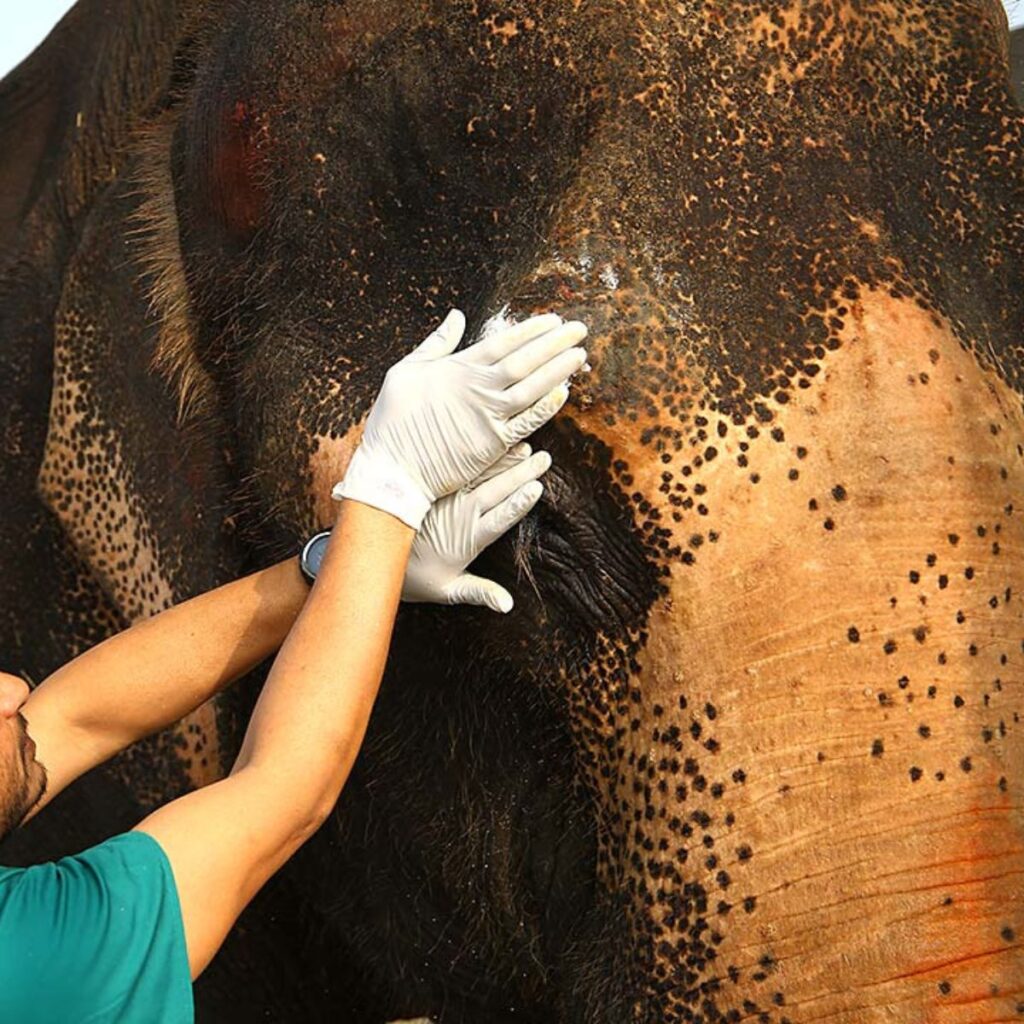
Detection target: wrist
<box><xmin>331</xmin><ymin>445</ymin><xmax>433</xmax><ymax>530</ymax></box>
<box><xmin>310</xmin><ymin>502</ymin><xmax>414</xmax><ymax>599</ymax></box>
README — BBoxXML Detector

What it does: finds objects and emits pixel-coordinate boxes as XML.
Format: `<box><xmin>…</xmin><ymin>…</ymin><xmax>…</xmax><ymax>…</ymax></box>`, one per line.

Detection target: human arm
<box><xmin>18</xmin><ymin>441</ymin><xmax>555</xmax><ymax>817</ymax></box>
<box><xmin>20</xmin><ymin>557</ymin><xmax>311</xmax><ymax>818</ymax></box>
<box><xmin>135</xmin><ymin>500</ymin><xmax>412</xmax><ymax>977</ymax></box>
<box><xmin>19</xmin><ymin>309</ymin><xmax>584</xmax><ymax>812</ymax></box>
<box><xmin>131</xmin><ymin>310</ymin><xmax>586</xmax><ymax>978</ymax></box>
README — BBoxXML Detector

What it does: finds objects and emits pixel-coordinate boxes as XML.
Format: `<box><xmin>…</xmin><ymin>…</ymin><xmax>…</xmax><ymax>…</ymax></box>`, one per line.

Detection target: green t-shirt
<box><xmin>0</xmin><ymin>831</ymin><xmax>193</xmax><ymax>1023</ymax></box>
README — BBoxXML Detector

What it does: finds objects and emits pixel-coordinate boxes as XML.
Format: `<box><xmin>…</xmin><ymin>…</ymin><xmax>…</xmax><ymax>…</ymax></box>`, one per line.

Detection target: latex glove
<box><xmin>403</xmin><ymin>443</ymin><xmax>551</xmax><ymax>613</ymax></box>
<box><xmin>333</xmin><ymin>309</ymin><xmax>587</xmax><ymax>528</ymax></box>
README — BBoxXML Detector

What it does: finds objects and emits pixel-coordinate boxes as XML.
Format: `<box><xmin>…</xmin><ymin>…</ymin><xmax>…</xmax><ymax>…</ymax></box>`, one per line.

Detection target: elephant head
<box><xmin>3</xmin><ymin>0</ymin><xmax>1023</xmax><ymax>1020</ymax></box>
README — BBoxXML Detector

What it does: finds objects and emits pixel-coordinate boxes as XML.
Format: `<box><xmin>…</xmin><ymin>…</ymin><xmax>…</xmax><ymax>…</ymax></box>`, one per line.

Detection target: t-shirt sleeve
<box><xmin>0</xmin><ymin>831</ymin><xmax>193</xmax><ymax>1024</ymax></box>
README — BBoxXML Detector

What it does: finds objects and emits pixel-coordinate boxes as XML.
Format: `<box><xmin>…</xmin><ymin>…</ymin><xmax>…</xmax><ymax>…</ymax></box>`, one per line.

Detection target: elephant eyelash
<box><xmin>512</xmin><ymin>516</ymin><xmax>546</xmax><ymax>610</ymax></box>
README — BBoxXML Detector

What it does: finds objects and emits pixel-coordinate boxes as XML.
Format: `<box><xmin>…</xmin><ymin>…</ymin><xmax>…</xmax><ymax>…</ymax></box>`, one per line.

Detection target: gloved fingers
<box><xmin>503</xmin><ymin>383</ymin><xmax>571</xmax><ymax>444</ymax></box>
<box><xmin>406</xmin><ymin>309</ymin><xmax>466</xmax><ymax>362</ymax></box>
<box><xmin>472</xmin><ymin>450</ymin><xmax>551</xmax><ymax>514</ymax></box>
<box><xmin>470</xmin><ymin>443</ymin><xmax>533</xmax><ymax>488</ymax></box>
<box><xmin>491</xmin><ymin>320</ymin><xmax>588</xmax><ymax>387</ymax></box>
<box><xmin>464</xmin><ymin>312</ymin><xmax>563</xmax><ymax>365</ymax></box>
<box><xmin>445</xmin><ymin>573</ymin><xmax>515</xmax><ymax>614</ymax></box>
<box><xmin>478</xmin><ymin>478</ymin><xmax>544</xmax><ymax>549</ymax></box>
<box><xmin>500</xmin><ymin>346</ymin><xmax>586</xmax><ymax>416</ymax></box>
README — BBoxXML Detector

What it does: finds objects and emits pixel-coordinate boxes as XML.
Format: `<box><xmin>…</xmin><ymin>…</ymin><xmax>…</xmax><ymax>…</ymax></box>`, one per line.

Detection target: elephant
<box><xmin>1</xmin><ymin>1</ymin><xmax>1023</xmax><ymax>1021</ymax></box>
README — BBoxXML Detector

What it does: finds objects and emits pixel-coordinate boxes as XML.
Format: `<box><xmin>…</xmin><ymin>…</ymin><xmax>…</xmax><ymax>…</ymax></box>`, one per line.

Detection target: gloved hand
<box><xmin>403</xmin><ymin>444</ymin><xmax>550</xmax><ymax>613</ymax></box>
<box><xmin>333</xmin><ymin>309</ymin><xmax>587</xmax><ymax>528</ymax></box>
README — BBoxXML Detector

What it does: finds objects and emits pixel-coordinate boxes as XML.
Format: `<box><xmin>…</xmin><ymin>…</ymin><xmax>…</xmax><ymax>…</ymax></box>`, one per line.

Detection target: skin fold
<box><xmin>0</xmin><ymin>2</ymin><xmax>1022</xmax><ymax>1021</ymax></box>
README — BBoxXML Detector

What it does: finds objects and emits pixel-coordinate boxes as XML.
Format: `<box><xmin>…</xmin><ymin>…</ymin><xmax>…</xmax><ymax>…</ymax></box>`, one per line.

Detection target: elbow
<box><xmin>293</xmin><ymin>795</ymin><xmax>336</xmax><ymax>847</ymax></box>
<box><xmin>268</xmin><ymin>798</ymin><xmax>333</xmax><ymax>870</ymax></box>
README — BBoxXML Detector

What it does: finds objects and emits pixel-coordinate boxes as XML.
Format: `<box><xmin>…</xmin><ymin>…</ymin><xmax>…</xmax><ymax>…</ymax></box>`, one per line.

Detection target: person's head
<box><xmin>0</xmin><ymin>673</ymin><xmax>46</xmax><ymax>841</ymax></box>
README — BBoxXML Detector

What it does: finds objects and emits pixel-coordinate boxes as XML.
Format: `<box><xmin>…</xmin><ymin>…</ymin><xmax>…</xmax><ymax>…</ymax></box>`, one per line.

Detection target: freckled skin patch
<box><xmin>2</xmin><ymin>1</ymin><xmax>1024</xmax><ymax>1021</ymax></box>
<box><xmin>31</xmin><ymin>181</ymin><xmax>241</xmax><ymax>796</ymax></box>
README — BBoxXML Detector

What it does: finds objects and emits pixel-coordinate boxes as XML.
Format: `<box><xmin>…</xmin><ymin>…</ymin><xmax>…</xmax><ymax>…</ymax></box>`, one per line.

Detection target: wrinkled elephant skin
<box><xmin>1</xmin><ymin>2</ymin><xmax>1023</xmax><ymax>1022</ymax></box>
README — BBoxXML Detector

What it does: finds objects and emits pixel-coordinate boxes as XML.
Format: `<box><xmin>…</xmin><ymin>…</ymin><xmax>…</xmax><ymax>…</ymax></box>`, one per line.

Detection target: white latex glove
<box><xmin>403</xmin><ymin>444</ymin><xmax>550</xmax><ymax>613</ymax></box>
<box><xmin>332</xmin><ymin>309</ymin><xmax>587</xmax><ymax>528</ymax></box>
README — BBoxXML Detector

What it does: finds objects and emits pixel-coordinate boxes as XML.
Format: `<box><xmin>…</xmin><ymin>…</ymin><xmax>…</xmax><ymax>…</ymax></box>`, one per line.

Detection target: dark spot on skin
<box><xmin>823</xmin><ymin>518</ymin><xmax>835</xmax><ymax>531</ymax></box>
<box><xmin>909</xmin><ymin>767</ymin><xmax>923</xmax><ymax>782</ymax></box>
<box><xmin>948</xmin><ymin>533</ymin><xmax>960</xmax><ymax>546</ymax></box>
<box><xmin>883</xmin><ymin>639</ymin><xmax>898</xmax><ymax>655</ymax></box>
<box><xmin>938</xmin><ymin>981</ymin><xmax>952</xmax><ymax>995</ymax></box>
<box><xmin>871</xmin><ymin>739</ymin><xmax>885</xmax><ymax>757</ymax></box>
<box><xmin>918</xmin><ymin>725</ymin><xmax>931</xmax><ymax>738</ymax></box>
<box><xmin>1002</xmin><ymin>926</ymin><xmax>1016</xmax><ymax>942</ymax></box>
<box><xmin>831</xmin><ymin>485</ymin><xmax>847</xmax><ymax>501</ymax></box>
<box><xmin>908</xmin><ymin>571</ymin><xmax>920</xmax><ymax>584</ymax></box>
<box><xmin>848</xmin><ymin>626</ymin><xmax>861</xmax><ymax>643</ymax></box>
<box><xmin>960</xmin><ymin>757</ymin><xmax>973</xmax><ymax>773</ymax></box>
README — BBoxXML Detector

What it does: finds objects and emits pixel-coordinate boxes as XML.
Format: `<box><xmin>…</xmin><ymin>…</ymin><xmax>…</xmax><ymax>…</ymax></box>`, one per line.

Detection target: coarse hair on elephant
<box><xmin>1</xmin><ymin>1</ymin><xmax>1024</xmax><ymax>1021</ymax></box>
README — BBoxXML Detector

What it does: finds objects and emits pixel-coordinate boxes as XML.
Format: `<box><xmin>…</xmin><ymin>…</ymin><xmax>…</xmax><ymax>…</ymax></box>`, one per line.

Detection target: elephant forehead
<box><xmin>170</xmin><ymin>0</ymin><xmax>1020</xmax><ymax>392</ymax></box>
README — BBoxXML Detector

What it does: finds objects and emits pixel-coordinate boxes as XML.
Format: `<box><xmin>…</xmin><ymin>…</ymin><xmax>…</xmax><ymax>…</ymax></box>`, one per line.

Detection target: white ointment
<box><xmin>476</xmin><ymin>305</ymin><xmax>515</xmax><ymax>345</ymax></box>
<box><xmin>600</xmin><ymin>263</ymin><xmax>619</xmax><ymax>291</ymax></box>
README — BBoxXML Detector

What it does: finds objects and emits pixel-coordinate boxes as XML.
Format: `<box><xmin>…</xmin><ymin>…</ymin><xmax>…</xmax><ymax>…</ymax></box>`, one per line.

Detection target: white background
<box><xmin>1</xmin><ymin>2</ymin><xmax>1024</xmax><ymax>82</ymax></box>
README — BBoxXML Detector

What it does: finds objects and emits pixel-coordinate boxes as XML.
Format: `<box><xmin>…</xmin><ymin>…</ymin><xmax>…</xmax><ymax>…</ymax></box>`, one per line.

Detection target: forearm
<box><xmin>23</xmin><ymin>558</ymin><xmax>310</xmax><ymax>786</ymax></box>
<box><xmin>230</xmin><ymin>501</ymin><xmax>413</xmax><ymax>832</ymax></box>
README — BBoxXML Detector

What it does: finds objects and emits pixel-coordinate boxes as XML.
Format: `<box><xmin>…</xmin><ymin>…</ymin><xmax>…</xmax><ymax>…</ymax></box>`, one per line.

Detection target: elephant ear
<box><xmin>37</xmin><ymin>136</ymin><xmax>240</xmax><ymax>790</ymax></box>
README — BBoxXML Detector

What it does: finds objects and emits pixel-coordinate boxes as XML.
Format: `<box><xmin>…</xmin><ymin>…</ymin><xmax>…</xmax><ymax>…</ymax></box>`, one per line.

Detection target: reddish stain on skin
<box><xmin>210</xmin><ymin>99</ymin><xmax>268</xmax><ymax>239</ymax></box>
<box><xmin>558</xmin><ymin>280</ymin><xmax>580</xmax><ymax>303</ymax></box>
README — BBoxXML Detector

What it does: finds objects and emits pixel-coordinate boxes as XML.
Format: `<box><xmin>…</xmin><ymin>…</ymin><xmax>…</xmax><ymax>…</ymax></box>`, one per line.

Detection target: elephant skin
<box><xmin>1</xmin><ymin>2</ymin><xmax>1024</xmax><ymax>1022</ymax></box>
